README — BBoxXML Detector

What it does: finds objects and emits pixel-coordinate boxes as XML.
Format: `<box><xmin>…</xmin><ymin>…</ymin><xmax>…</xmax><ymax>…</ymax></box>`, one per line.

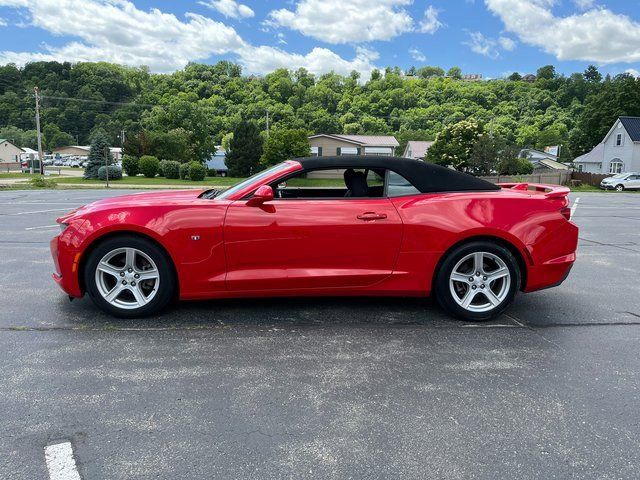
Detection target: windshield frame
<box><xmin>214</xmin><ymin>161</ymin><xmax>302</xmax><ymax>201</ymax></box>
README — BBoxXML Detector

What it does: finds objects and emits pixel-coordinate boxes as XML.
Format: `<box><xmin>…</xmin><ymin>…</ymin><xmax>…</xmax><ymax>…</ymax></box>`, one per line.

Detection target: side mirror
<box><xmin>247</xmin><ymin>185</ymin><xmax>274</xmax><ymax>206</ymax></box>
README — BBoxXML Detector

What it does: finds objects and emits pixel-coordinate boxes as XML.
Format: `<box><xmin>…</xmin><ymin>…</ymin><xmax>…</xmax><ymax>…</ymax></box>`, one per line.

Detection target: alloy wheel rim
<box><xmin>449</xmin><ymin>251</ymin><xmax>511</xmax><ymax>313</ymax></box>
<box><xmin>95</xmin><ymin>247</ymin><xmax>160</xmax><ymax>310</ymax></box>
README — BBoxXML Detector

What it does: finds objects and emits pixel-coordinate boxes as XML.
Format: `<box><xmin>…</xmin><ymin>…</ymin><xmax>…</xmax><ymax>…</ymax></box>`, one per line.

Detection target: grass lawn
<box><xmin>0</xmin><ymin>173</ymin><xmax>33</xmax><ymax>179</ymax></box>
<box><xmin>51</xmin><ymin>175</ymin><xmax>245</xmax><ymax>186</ymax></box>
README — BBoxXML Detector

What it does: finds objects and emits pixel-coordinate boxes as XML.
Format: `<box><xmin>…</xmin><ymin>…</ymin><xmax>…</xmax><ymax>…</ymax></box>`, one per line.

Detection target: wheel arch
<box><xmin>78</xmin><ymin>229</ymin><xmax>179</xmax><ymax>297</ymax></box>
<box><xmin>432</xmin><ymin>235</ymin><xmax>529</xmax><ymax>292</ymax></box>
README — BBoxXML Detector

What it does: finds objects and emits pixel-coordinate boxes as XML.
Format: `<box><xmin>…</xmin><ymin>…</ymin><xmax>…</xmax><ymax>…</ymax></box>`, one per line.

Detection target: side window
<box><xmin>271</xmin><ymin>167</ymin><xmax>385</xmax><ymax>199</ymax></box>
<box><xmin>386</xmin><ymin>170</ymin><xmax>420</xmax><ymax>197</ymax></box>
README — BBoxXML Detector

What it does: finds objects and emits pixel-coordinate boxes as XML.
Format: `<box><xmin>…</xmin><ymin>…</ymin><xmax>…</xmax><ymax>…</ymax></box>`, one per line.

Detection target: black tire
<box><xmin>615</xmin><ymin>184</ymin><xmax>624</xmax><ymax>192</ymax></box>
<box><xmin>434</xmin><ymin>241</ymin><xmax>521</xmax><ymax>322</ymax></box>
<box><xmin>83</xmin><ymin>234</ymin><xmax>176</xmax><ymax>318</ymax></box>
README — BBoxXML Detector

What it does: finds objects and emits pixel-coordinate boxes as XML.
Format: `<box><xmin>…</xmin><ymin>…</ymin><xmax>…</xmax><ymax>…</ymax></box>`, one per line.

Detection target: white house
<box><xmin>573</xmin><ymin>117</ymin><xmax>640</xmax><ymax>174</ymax></box>
<box><xmin>403</xmin><ymin>141</ymin><xmax>434</xmax><ymax>160</ymax></box>
<box><xmin>0</xmin><ymin>139</ymin><xmax>24</xmax><ymax>163</ymax></box>
<box><xmin>308</xmin><ymin>134</ymin><xmax>399</xmax><ymax>157</ymax></box>
<box><xmin>519</xmin><ymin>148</ymin><xmax>569</xmax><ymax>170</ymax></box>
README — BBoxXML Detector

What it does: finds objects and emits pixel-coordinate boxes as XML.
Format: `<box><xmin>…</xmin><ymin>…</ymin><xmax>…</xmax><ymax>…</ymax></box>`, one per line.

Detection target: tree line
<box><xmin>1</xmin><ymin>60</ymin><xmax>639</xmax><ymax>176</ymax></box>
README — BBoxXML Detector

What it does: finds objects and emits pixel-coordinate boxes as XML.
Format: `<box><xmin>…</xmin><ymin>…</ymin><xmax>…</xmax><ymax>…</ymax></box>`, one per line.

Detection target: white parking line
<box><xmin>25</xmin><ymin>224</ymin><xmax>59</xmax><ymax>230</ymax></box>
<box><xmin>44</xmin><ymin>442</ymin><xmax>82</xmax><ymax>480</ymax></box>
<box><xmin>570</xmin><ymin>197</ymin><xmax>580</xmax><ymax>218</ymax></box>
<box><xmin>7</xmin><ymin>208</ymin><xmax>72</xmax><ymax>216</ymax></box>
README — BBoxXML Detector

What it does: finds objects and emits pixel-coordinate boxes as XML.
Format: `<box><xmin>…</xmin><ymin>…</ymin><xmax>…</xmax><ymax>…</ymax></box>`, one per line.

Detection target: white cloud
<box><xmin>0</xmin><ymin>0</ymin><xmax>383</xmax><ymax>79</ymax></box>
<box><xmin>0</xmin><ymin>0</ymin><xmax>245</xmax><ymax>72</ymax></box>
<box><xmin>0</xmin><ymin>17</ymin><xmax>7</xmax><ymax>26</ymax></box>
<box><xmin>626</xmin><ymin>69</ymin><xmax>639</xmax><ymax>78</ymax></box>
<box><xmin>238</xmin><ymin>45</ymin><xmax>379</xmax><ymax>79</ymax></box>
<box><xmin>498</xmin><ymin>36</ymin><xmax>516</xmax><ymax>51</ymax></box>
<box><xmin>573</xmin><ymin>0</ymin><xmax>594</xmax><ymax>9</ymax></box>
<box><xmin>266</xmin><ymin>0</ymin><xmax>414</xmax><ymax>44</ymax></box>
<box><xmin>198</xmin><ymin>0</ymin><xmax>254</xmax><ymax>19</ymax></box>
<box><xmin>419</xmin><ymin>5</ymin><xmax>443</xmax><ymax>34</ymax></box>
<box><xmin>466</xmin><ymin>32</ymin><xmax>499</xmax><ymax>59</ymax></box>
<box><xmin>409</xmin><ymin>47</ymin><xmax>426</xmax><ymax>62</ymax></box>
<box><xmin>486</xmin><ymin>0</ymin><xmax>640</xmax><ymax>63</ymax></box>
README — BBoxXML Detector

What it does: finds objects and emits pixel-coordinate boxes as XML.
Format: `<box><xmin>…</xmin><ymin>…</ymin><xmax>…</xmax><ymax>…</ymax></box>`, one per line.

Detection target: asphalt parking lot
<box><xmin>1</xmin><ymin>188</ymin><xmax>639</xmax><ymax>479</ymax></box>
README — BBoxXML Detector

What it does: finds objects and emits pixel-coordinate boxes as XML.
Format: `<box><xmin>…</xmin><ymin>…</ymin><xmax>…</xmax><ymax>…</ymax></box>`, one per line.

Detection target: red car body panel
<box><xmin>51</xmin><ymin>160</ymin><xmax>578</xmax><ymax>302</ymax></box>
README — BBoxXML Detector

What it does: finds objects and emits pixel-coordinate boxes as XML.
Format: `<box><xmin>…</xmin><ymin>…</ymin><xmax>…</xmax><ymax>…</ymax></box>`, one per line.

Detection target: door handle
<box><xmin>357</xmin><ymin>212</ymin><xmax>387</xmax><ymax>221</ymax></box>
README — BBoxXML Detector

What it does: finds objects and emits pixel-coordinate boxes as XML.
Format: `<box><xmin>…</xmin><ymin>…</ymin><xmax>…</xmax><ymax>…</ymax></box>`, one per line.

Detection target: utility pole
<box><xmin>120</xmin><ymin>129</ymin><xmax>126</xmax><ymax>147</ymax></box>
<box><xmin>266</xmin><ymin>108</ymin><xmax>270</xmax><ymax>138</ymax></box>
<box><xmin>34</xmin><ymin>87</ymin><xmax>44</xmax><ymax>175</ymax></box>
<box><xmin>104</xmin><ymin>146</ymin><xmax>110</xmax><ymax>188</ymax></box>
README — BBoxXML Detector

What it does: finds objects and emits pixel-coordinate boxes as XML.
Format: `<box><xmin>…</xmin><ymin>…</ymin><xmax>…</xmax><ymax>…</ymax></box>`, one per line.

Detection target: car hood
<box><xmin>57</xmin><ymin>189</ymin><xmax>206</xmax><ymax>223</ymax></box>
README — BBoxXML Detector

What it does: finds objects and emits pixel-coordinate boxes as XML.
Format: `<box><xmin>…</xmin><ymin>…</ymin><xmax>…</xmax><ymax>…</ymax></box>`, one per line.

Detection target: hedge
<box><xmin>121</xmin><ymin>155</ymin><xmax>139</xmax><ymax>177</ymax></box>
<box><xmin>162</xmin><ymin>160</ymin><xmax>181</xmax><ymax>179</ymax></box>
<box><xmin>139</xmin><ymin>155</ymin><xmax>160</xmax><ymax>178</ymax></box>
<box><xmin>188</xmin><ymin>161</ymin><xmax>206</xmax><ymax>181</ymax></box>
<box><xmin>98</xmin><ymin>165</ymin><xmax>123</xmax><ymax>180</ymax></box>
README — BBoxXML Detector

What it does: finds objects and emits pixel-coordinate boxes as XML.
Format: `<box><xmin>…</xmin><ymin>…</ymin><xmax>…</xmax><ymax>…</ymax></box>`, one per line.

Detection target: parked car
<box><xmin>600</xmin><ymin>172</ymin><xmax>640</xmax><ymax>191</ymax></box>
<box><xmin>51</xmin><ymin>156</ymin><xmax>578</xmax><ymax>321</ymax></box>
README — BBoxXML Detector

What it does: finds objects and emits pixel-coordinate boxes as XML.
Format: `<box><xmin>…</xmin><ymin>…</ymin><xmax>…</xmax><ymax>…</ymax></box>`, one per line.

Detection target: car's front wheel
<box><xmin>434</xmin><ymin>241</ymin><xmax>520</xmax><ymax>321</ymax></box>
<box><xmin>615</xmin><ymin>184</ymin><xmax>625</xmax><ymax>192</ymax></box>
<box><xmin>84</xmin><ymin>235</ymin><xmax>175</xmax><ymax>318</ymax></box>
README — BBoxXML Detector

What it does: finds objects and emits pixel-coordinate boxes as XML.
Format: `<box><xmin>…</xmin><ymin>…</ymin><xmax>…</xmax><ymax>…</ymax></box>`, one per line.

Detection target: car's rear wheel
<box><xmin>615</xmin><ymin>184</ymin><xmax>624</xmax><ymax>192</ymax></box>
<box><xmin>84</xmin><ymin>235</ymin><xmax>175</xmax><ymax>318</ymax></box>
<box><xmin>434</xmin><ymin>241</ymin><xmax>520</xmax><ymax>321</ymax></box>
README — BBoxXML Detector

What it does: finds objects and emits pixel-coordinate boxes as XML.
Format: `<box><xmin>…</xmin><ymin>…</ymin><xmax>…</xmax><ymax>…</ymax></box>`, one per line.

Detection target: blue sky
<box><xmin>0</xmin><ymin>0</ymin><xmax>639</xmax><ymax>79</ymax></box>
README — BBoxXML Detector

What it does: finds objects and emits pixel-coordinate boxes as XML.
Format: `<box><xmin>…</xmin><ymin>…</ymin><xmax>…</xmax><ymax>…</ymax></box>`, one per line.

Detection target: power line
<box><xmin>38</xmin><ymin>95</ymin><xmax>159</xmax><ymax>108</ymax></box>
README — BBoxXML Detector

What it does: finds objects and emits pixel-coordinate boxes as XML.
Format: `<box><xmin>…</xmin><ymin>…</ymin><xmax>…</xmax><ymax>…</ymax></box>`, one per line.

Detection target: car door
<box><xmin>223</xmin><ymin>192</ymin><xmax>403</xmax><ymax>292</ymax></box>
<box><xmin>626</xmin><ymin>174</ymin><xmax>640</xmax><ymax>190</ymax></box>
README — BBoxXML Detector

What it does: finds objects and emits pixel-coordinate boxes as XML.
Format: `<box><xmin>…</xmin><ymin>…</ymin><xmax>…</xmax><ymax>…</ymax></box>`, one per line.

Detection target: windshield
<box><xmin>215</xmin><ymin>163</ymin><xmax>290</xmax><ymax>200</ymax></box>
<box><xmin>610</xmin><ymin>173</ymin><xmax>628</xmax><ymax>179</ymax></box>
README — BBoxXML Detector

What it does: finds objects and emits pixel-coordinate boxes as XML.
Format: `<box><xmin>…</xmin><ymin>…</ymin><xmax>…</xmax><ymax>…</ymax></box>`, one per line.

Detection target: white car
<box><xmin>600</xmin><ymin>173</ymin><xmax>640</xmax><ymax>191</ymax></box>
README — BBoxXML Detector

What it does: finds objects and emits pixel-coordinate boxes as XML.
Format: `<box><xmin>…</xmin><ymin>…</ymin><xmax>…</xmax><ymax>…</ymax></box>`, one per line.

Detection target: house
<box><xmin>205</xmin><ymin>146</ymin><xmax>228</xmax><ymax>176</ymax></box>
<box><xmin>308</xmin><ymin>134</ymin><xmax>399</xmax><ymax>157</ymax></box>
<box><xmin>573</xmin><ymin>117</ymin><xmax>640</xmax><ymax>174</ymax></box>
<box><xmin>403</xmin><ymin>141</ymin><xmax>434</xmax><ymax>160</ymax></box>
<box><xmin>0</xmin><ymin>139</ymin><xmax>24</xmax><ymax>163</ymax></box>
<box><xmin>53</xmin><ymin>146</ymin><xmax>122</xmax><ymax>160</ymax></box>
<box><xmin>519</xmin><ymin>148</ymin><xmax>570</xmax><ymax>171</ymax></box>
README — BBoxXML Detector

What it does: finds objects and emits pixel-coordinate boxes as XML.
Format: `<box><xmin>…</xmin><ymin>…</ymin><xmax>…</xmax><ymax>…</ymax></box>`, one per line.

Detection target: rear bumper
<box><xmin>50</xmin><ymin>234</ymin><xmax>83</xmax><ymax>298</ymax></box>
<box><xmin>525</xmin><ymin>252</ymin><xmax>575</xmax><ymax>292</ymax></box>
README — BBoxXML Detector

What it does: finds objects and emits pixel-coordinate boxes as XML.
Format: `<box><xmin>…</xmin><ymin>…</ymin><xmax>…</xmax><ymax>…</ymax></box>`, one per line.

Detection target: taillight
<box><xmin>560</xmin><ymin>207</ymin><xmax>571</xmax><ymax>221</ymax></box>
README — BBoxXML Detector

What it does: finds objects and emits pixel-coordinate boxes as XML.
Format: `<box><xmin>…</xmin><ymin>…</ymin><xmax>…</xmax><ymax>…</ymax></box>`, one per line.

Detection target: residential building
<box><xmin>519</xmin><ymin>148</ymin><xmax>569</xmax><ymax>171</ymax></box>
<box><xmin>53</xmin><ymin>146</ymin><xmax>122</xmax><ymax>160</ymax></box>
<box><xmin>308</xmin><ymin>134</ymin><xmax>399</xmax><ymax>157</ymax></box>
<box><xmin>0</xmin><ymin>139</ymin><xmax>24</xmax><ymax>163</ymax></box>
<box><xmin>403</xmin><ymin>141</ymin><xmax>434</xmax><ymax>160</ymax></box>
<box><xmin>573</xmin><ymin>117</ymin><xmax>640</xmax><ymax>174</ymax></box>
<box><xmin>205</xmin><ymin>146</ymin><xmax>228</xmax><ymax>176</ymax></box>
<box><xmin>462</xmin><ymin>74</ymin><xmax>483</xmax><ymax>81</ymax></box>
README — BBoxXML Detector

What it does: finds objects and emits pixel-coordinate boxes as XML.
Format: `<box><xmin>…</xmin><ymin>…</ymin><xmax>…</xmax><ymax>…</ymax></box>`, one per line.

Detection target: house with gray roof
<box><xmin>573</xmin><ymin>117</ymin><xmax>640</xmax><ymax>174</ymax></box>
<box><xmin>308</xmin><ymin>134</ymin><xmax>399</xmax><ymax>157</ymax></box>
<box><xmin>403</xmin><ymin>141</ymin><xmax>434</xmax><ymax>160</ymax></box>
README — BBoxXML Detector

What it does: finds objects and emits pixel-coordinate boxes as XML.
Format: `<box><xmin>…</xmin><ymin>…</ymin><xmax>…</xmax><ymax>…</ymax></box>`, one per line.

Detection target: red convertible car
<box><xmin>51</xmin><ymin>156</ymin><xmax>578</xmax><ymax>321</ymax></box>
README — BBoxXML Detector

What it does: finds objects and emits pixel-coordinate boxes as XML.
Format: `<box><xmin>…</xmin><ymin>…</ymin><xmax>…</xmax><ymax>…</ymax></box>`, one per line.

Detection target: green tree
<box><xmin>84</xmin><ymin>130</ymin><xmax>113</xmax><ymax>179</ymax></box>
<box><xmin>508</xmin><ymin>72</ymin><xmax>522</xmax><ymax>81</ymax></box>
<box><xmin>149</xmin><ymin>128</ymin><xmax>194</xmax><ymax>163</ymax></box>
<box><xmin>426</xmin><ymin>119</ymin><xmax>483</xmax><ymax>172</ymax></box>
<box><xmin>225</xmin><ymin>121</ymin><xmax>263</xmax><ymax>176</ymax></box>
<box><xmin>583</xmin><ymin>65</ymin><xmax>602</xmax><ymax>83</ymax></box>
<box><xmin>536</xmin><ymin>65</ymin><xmax>556</xmax><ymax>80</ymax></box>
<box><xmin>447</xmin><ymin>67</ymin><xmax>463</xmax><ymax>80</ymax></box>
<box><xmin>261</xmin><ymin>128</ymin><xmax>310</xmax><ymax>167</ymax></box>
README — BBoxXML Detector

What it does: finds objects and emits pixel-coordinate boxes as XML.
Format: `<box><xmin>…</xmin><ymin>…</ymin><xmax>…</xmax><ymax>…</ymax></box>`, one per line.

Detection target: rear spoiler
<box><xmin>498</xmin><ymin>182</ymin><xmax>570</xmax><ymax>199</ymax></box>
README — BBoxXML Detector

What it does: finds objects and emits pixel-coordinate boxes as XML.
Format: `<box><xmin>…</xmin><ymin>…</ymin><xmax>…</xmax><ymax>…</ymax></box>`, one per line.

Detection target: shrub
<box><xmin>206</xmin><ymin>168</ymin><xmax>217</xmax><ymax>177</ymax></box>
<box><xmin>121</xmin><ymin>155</ymin><xmax>139</xmax><ymax>177</ymax></box>
<box><xmin>158</xmin><ymin>159</ymin><xmax>169</xmax><ymax>177</ymax></box>
<box><xmin>98</xmin><ymin>165</ymin><xmax>123</xmax><ymax>180</ymax></box>
<box><xmin>162</xmin><ymin>160</ymin><xmax>181</xmax><ymax>179</ymax></box>
<box><xmin>188</xmin><ymin>161</ymin><xmax>206</xmax><ymax>181</ymax></box>
<box><xmin>497</xmin><ymin>157</ymin><xmax>534</xmax><ymax>175</ymax></box>
<box><xmin>179</xmin><ymin>162</ymin><xmax>190</xmax><ymax>180</ymax></box>
<box><xmin>139</xmin><ymin>155</ymin><xmax>160</xmax><ymax>178</ymax></box>
<box><xmin>29</xmin><ymin>176</ymin><xmax>57</xmax><ymax>188</ymax></box>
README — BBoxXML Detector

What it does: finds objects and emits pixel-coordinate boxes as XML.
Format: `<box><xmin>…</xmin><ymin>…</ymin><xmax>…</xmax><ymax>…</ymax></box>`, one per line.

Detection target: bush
<box><xmin>121</xmin><ymin>155</ymin><xmax>139</xmax><ymax>177</ymax></box>
<box><xmin>206</xmin><ymin>168</ymin><xmax>217</xmax><ymax>177</ymax></box>
<box><xmin>98</xmin><ymin>165</ymin><xmax>123</xmax><ymax>180</ymax></box>
<box><xmin>179</xmin><ymin>162</ymin><xmax>190</xmax><ymax>180</ymax></box>
<box><xmin>158</xmin><ymin>159</ymin><xmax>169</xmax><ymax>177</ymax></box>
<box><xmin>497</xmin><ymin>157</ymin><xmax>534</xmax><ymax>175</ymax></box>
<box><xmin>139</xmin><ymin>155</ymin><xmax>160</xmax><ymax>178</ymax></box>
<box><xmin>162</xmin><ymin>160</ymin><xmax>181</xmax><ymax>179</ymax></box>
<box><xmin>188</xmin><ymin>161</ymin><xmax>206</xmax><ymax>181</ymax></box>
<box><xmin>29</xmin><ymin>176</ymin><xmax>57</xmax><ymax>188</ymax></box>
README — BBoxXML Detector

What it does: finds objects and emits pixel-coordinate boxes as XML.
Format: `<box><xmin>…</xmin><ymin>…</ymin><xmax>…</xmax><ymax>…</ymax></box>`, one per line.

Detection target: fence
<box><xmin>570</xmin><ymin>171</ymin><xmax>609</xmax><ymax>186</ymax></box>
<box><xmin>480</xmin><ymin>171</ymin><xmax>572</xmax><ymax>186</ymax></box>
<box><xmin>0</xmin><ymin>162</ymin><xmax>21</xmax><ymax>173</ymax></box>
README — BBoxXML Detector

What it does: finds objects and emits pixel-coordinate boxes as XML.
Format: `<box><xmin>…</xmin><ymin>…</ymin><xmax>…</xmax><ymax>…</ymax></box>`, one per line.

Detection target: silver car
<box><xmin>600</xmin><ymin>172</ymin><xmax>640</xmax><ymax>191</ymax></box>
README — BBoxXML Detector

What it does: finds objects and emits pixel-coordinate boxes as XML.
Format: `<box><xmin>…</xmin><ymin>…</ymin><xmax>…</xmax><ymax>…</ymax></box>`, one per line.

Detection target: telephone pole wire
<box><xmin>34</xmin><ymin>87</ymin><xmax>44</xmax><ymax>175</ymax></box>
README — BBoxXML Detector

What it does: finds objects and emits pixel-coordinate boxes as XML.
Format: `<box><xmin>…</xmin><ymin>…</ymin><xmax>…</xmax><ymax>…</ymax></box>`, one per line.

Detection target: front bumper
<box><xmin>600</xmin><ymin>183</ymin><xmax>614</xmax><ymax>190</ymax></box>
<box><xmin>50</xmin><ymin>234</ymin><xmax>83</xmax><ymax>298</ymax></box>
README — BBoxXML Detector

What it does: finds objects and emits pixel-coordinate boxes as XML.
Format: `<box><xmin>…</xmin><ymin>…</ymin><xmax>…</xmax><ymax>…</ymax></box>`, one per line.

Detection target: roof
<box><xmin>574</xmin><ymin>142</ymin><xmax>604</xmax><ymax>164</ymax></box>
<box><xmin>293</xmin><ymin>155</ymin><xmax>499</xmax><ymax>193</ymax></box>
<box><xmin>619</xmin><ymin>116</ymin><xmax>640</xmax><ymax>141</ymax></box>
<box><xmin>54</xmin><ymin>145</ymin><xmax>90</xmax><ymax>152</ymax></box>
<box><xmin>308</xmin><ymin>134</ymin><xmax>399</xmax><ymax>147</ymax></box>
<box><xmin>535</xmin><ymin>158</ymin><xmax>570</xmax><ymax>170</ymax></box>
<box><xmin>520</xmin><ymin>148</ymin><xmax>557</xmax><ymax>161</ymax></box>
<box><xmin>0</xmin><ymin>139</ymin><xmax>24</xmax><ymax>151</ymax></box>
<box><xmin>404</xmin><ymin>141</ymin><xmax>434</xmax><ymax>159</ymax></box>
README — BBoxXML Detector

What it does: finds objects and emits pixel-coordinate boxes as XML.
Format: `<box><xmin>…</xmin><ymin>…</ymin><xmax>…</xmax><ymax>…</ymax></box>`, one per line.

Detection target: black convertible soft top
<box><xmin>293</xmin><ymin>156</ymin><xmax>500</xmax><ymax>193</ymax></box>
